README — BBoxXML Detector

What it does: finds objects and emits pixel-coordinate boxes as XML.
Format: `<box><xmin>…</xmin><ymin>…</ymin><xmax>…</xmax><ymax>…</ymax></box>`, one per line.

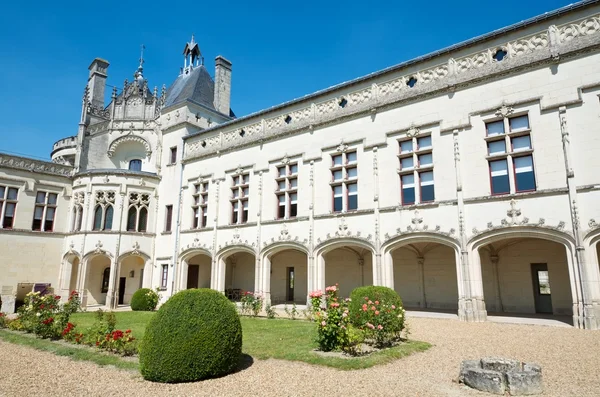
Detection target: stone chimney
<box><xmin>214</xmin><ymin>55</ymin><xmax>232</xmax><ymax>116</ymax></box>
<box><xmin>87</xmin><ymin>58</ymin><xmax>109</xmax><ymax>109</ymax></box>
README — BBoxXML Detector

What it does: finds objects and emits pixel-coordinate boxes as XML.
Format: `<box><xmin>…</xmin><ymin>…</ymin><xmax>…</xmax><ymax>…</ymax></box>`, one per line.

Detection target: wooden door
<box><xmin>118</xmin><ymin>277</ymin><xmax>126</xmax><ymax>305</ymax></box>
<box><xmin>187</xmin><ymin>265</ymin><xmax>199</xmax><ymax>289</ymax></box>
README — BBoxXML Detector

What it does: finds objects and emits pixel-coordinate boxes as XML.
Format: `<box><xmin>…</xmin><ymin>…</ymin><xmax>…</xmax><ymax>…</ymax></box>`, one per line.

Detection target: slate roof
<box><xmin>164</xmin><ymin>65</ymin><xmax>218</xmax><ymax>112</ymax></box>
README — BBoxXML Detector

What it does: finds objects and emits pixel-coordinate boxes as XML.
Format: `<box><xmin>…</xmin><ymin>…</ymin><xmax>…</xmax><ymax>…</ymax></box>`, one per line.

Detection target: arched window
<box><xmin>104</xmin><ymin>205</ymin><xmax>113</xmax><ymax>230</ymax></box>
<box><xmin>138</xmin><ymin>207</ymin><xmax>148</xmax><ymax>232</ymax></box>
<box><xmin>129</xmin><ymin>159</ymin><xmax>142</xmax><ymax>172</ymax></box>
<box><xmin>93</xmin><ymin>205</ymin><xmax>103</xmax><ymax>231</ymax></box>
<box><xmin>101</xmin><ymin>267</ymin><xmax>110</xmax><ymax>293</ymax></box>
<box><xmin>127</xmin><ymin>207</ymin><xmax>137</xmax><ymax>231</ymax></box>
<box><xmin>71</xmin><ymin>206</ymin><xmax>77</xmax><ymax>231</ymax></box>
<box><xmin>76</xmin><ymin>207</ymin><xmax>83</xmax><ymax>231</ymax></box>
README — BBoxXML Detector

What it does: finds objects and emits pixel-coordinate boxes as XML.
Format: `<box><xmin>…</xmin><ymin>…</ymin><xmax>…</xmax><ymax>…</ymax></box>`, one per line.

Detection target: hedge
<box><xmin>138</xmin><ymin>289</ymin><xmax>242</xmax><ymax>383</ymax></box>
<box><xmin>130</xmin><ymin>288</ymin><xmax>158</xmax><ymax>311</ymax></box>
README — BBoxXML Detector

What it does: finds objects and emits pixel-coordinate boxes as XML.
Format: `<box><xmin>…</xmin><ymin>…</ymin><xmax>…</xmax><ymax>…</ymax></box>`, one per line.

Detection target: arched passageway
<box><xmin>479</xmin><ymin>237</ymin><xmax>574</xmax><ymax>316</ymax></box>
<box><xmin>117</xmin><ymin>255</ymin><xmax>146</xmax><ymax>306</ymax></box>
<box><xmin>83</xmin><ymin>254</ymin><xmax>111</xmax><ymax>306</ymax></box>
<box><xmin>320</xmin><ymin>243</ymin><xmax>374</xmax><ymax>298</ymax></box>
<box><xmin>265</xmin><ymin>248</ymin><xmax>308</xmax><ymax>305</ymax></box>
<box><xmin>391</xmin><ymin>242</ymin><xmax>459</xmax><ymax>310</ymax></box>
<box><xmin>184</xmin><ymin>253</ymin><xmax>212</xmax><ymax>290</ymax></box>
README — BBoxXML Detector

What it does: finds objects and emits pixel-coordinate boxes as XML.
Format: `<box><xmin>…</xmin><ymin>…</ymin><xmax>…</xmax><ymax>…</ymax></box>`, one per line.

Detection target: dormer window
<box><xmin>129</xmin><ymin>159</ymin><xmax>142</xmax><ymax>172</ymax></box>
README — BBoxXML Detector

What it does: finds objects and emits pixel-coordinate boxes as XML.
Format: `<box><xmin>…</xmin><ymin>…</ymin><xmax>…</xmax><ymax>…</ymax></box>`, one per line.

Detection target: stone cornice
<box><xmin>464</xmin><ymin>187</ymin><xmax>569</xmax><ymax>204</ymax></box>
<box><xmin>183</xmin><ymin>11</ymin><xmax>600</xmax><ymax>162</ymax></box>
<box><xmin>0</xmin><ymin>153</ymin><xmax>73</xmax><ymax>178</ymax></box>
<box><xmin>0</xmin><ymin>228</ymin><xmax>67</xmax><ymax>236</ymax></box>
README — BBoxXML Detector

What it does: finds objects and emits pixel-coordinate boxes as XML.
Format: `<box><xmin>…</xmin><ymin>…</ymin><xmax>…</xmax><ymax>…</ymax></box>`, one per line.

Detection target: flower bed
<box><xmin>0</xmin><ymin>291</ymin><xmax>136</xmax><ymax>356</ymax></box>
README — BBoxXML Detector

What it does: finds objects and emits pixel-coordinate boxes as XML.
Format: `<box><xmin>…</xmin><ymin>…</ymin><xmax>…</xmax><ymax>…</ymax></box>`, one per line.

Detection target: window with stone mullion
<box><xmin>399</xmin><ymin>135</ymin><xmax>434</xmax><ymax>205</ymax></box>
<box><xmin>0</xmin><ymin>185</ymin><xmax>18</xmax><ymax>229</ymax></box>
<box><xmin>276</xmin><ymin>163</ymin><xmax>298</xmax><ymax>219</ymax></box>
<box><xmin>486</xmin><ymin>114</ymin><xmax>535</xmax><ymax>195</ymax></box>
<box><xmin>231</xmin><ymin>174</ymin><xmax>249</xmax><ymax>224</ymax></box>
<box><xmin>32</xmin><ymin>191</ymin><xmax>57</xmax><ymax>232</ymax></box>
<box><xmin>192</xmin><ymin>182</ymin><xmax>209</xmax><ymax>228</ymax></box>
<box><xmin>331</xmin><ymin>151</ymin><xmax>358</xmax><ymax>212</ymax></box>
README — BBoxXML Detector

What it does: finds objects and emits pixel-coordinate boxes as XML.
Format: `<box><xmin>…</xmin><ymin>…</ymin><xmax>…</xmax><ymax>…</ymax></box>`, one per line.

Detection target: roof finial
<box><xmin>139</xmin><ymin>44</ymin><xmax>145</xmax><ymax>69</ymax></box>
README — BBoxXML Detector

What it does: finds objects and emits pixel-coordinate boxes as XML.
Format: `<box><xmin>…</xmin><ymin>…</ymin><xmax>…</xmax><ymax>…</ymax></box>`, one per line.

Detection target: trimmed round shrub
<box><xmin>139</xmin><ymin>289</ymin><xmax>242</xmax><ymax>383</ymax></box>
<box><xmin>349</xmin><ymin>285</ymin><xmax>404</xmax><ymax>331</ymax></box>
<box><xmin>130</xmin><ymin>288</ymin><xmax>159</xmax><ymax>311</ymax></box>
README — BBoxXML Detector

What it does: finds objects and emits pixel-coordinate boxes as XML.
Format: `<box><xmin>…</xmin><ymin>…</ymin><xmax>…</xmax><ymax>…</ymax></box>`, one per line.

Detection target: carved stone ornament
<box><xmin>495</xmin><ymin>105</ymin><xmax>514</xmax><ymax>118</ymax></box>
<box><xmin>94</xmin><ymin>240</ymin><xmax>105</xmax><ymax>254</ymax></box>
<box><xmin>218</xmin><ymin>227</ymin><xmax>256</xmax><ymax>252</ymax></box>
<box><xmin>336</xmin><ymin>142</ymin><xmax>349</xmax><ymax>153</ymax></box>
<box><xmin>315</xmin><ymin>216</ymin><xmax>373</xmax><ymax>247</ymax></box>
<box><xmin>132</xmin><ymin>242</ymin><xmax>140</xmax><ymax>256</ymax></box>
<box><xmin>281</xmin><ymin>154</ymin><xmax>290</xmax><ymax>165</ymax></box>
<box><xmin>181</xmin><ymin>237</ymin><xmax>212</xmax><ymax>253</ymax></box>
<box><xmin>107</xmin><ymin>135</ymin><xmax>152</xmax><ymax>158</ymax></box>
<box><xmin>472</xmin><ymin>198</ymin><xmax>571</xmax><ymax>239</ymax></box>
<box><xmin>406</xmin><ymin>125</ymin><xmax>420</xmax><ymax>138</ymax></box>
<box><xmin>68</xmin><ymin>241</ymin><xmax>76</xmax><ymax>255</ymax></box>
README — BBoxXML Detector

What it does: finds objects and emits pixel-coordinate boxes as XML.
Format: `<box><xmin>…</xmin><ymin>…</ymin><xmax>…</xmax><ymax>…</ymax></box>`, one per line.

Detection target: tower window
<box><xmin>129</xmin><ymin>159</ymin><xmax>142</xmax><ymax>171</ymax></box>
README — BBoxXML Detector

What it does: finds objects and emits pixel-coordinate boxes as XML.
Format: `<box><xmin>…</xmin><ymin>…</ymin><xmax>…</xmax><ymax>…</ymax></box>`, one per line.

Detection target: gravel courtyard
<box><xmin>1</xmin><ymin>317</ymin><xmax>599</xmax><ymax>397</ymax></box>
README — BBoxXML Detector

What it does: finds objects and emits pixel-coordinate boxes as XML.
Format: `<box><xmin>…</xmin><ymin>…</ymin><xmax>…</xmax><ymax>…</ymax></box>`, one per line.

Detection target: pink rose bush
<box><xmin>309</xmin><ymin>284</ymin><xmax>357</xmax><ymax>352</ymax></box>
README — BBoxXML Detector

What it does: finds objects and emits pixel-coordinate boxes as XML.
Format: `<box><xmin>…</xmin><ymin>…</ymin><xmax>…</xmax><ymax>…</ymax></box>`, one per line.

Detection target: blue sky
<box><xmin>0</xmin><ymin>0</ymin><xmax>575</xmax><ymax>160</ymax></box>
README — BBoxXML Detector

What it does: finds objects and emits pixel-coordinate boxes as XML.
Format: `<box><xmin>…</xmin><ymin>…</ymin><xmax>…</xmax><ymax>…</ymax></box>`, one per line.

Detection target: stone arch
<box><xmin>382</xmin><ymin>232</ymin><xmax>461</xmax><ymax>311</ymax></box>
<box><xmin>60</xmin><ymin>251</ymin><xmax>82</xmax><ymax>299</ymax></box>
<box><xmin>261</xmin><ymin>241</ymin><xmax>309</xmax><ymax>259</ymax></box>
<box><xmin>381</xmin><ymin>231</ymin><xmax>460</xmax><ymax>254</ymax></box>
<box><xmin>107</xmin><ymin>135</ymin><xmax>152</xmax><ymax>158</ymax></box>
<box><xmin>314</xmin><ymin>237</ymin><xmax>375</xmax><ymax>257</ymax></box>
<box><xmin>179</xmin><ymin>248</ymin><xmax>213</xmax><ymax>291</ymax></box>
<box><xmin>117</xmin><ymin>249</ymin><xmax>151</xmax><ymax>263</ymax></box>
<box><xmin>82</xmin><ymin>250</ymin><xmax>114</xmax><ymax>262</ymax></box>
<box><xmin>469</xmin><ymin>226</ymin><xmax>580</xmax><ymax>324</ymax></box>
<box><xmin>180</xmin><ymin>247</ymin><xmax>213</xmax><ymax>262</ymax></box>
<box><xmin>260</xmin><ymin>242</ymin><xmax>309</xmax><ymax>306</ymax></box>
<box><xmin>216</xmin><ymin>245</ymin><xmax>258</xmax><ymax>298</ymax></box>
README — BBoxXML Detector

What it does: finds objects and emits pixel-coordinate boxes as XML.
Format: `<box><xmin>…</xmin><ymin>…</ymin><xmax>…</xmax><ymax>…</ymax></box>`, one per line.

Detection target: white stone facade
<box><xmin>1</xmin><ymin>1</ymin><xmax>600</xmax><ymax>329</ymax></box>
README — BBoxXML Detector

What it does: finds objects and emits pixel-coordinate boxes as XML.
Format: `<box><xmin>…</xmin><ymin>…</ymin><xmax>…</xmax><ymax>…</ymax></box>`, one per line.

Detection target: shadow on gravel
<box><xmin>233</xmin><ymin>354</ymin><xmax>254</xmax><ymax>374</ymax></box>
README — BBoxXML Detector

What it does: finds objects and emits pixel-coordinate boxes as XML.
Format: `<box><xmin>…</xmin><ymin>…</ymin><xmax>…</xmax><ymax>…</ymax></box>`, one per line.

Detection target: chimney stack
<box><xmin>214</xmin><ymin>55</ymin><xmax>232</xmax><ymax>116</ymax></box>
<box><xmin>87</xmin><ymin>58</ymin><xmax>110</xmax><ymax>109</ymax></box>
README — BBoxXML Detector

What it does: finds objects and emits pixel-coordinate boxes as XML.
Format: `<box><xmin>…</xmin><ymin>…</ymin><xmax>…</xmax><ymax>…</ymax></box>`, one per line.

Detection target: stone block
<box><xmin>506</xmin><ymin>370</ymin><xmax>543</xmax><ymax>395</ymax></box>
<box><xmin>481</xmin><ymin>357</ymin><xmax>520</xmax><ymax>372</ymax></box>
<box><xmin>1</xmin><ymin>295</ymin><xmax>16</xmax><ymax>314</ymax></box>
<box><xmin>461</xmin><ymin>367</ymin><xmax>506</xmax><ymax>395</ymax></box>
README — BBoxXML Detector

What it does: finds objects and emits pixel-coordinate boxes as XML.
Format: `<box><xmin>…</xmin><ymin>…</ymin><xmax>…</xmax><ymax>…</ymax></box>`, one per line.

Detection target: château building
<box><xmin>2</xmin><ymin>0</ymin><xmax>600</xmax><ymax>329</ymax></box>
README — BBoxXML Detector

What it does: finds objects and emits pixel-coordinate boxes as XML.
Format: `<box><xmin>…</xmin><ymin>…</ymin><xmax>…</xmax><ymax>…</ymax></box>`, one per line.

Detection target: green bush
<box><xmin>349</xmin><ymin>286</ymin><xmax>405</xmax><ymax>345</ymax></box>
<box><xmin>139</xmin><ymin>289</ymin><xmax>242</xmax><ymax>383</ymax></box>
<box><xmin>130</xmin><ymin>288</ymin><xmax>159</xmax><ymax>311</ymax></box>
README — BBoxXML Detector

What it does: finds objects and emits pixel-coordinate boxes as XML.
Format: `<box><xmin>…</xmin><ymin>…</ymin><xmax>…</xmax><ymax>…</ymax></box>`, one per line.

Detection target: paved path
<box><xmin>1</xmin><ymin>317</ymin><xmax>599</xmax><ymax>396</ymax></box>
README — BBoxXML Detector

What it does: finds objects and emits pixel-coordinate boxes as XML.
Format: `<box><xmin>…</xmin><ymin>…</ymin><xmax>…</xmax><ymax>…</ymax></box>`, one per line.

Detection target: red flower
<box><xmin>0</xmin><ymin>313</ymin><xmax>4</xmax><ymax>317</ymax></box>
<box><xmin>125</xmin><ymin>329</ymin><xmax>131</xmax><ymax>334</ymax></box>
<box><xmin>40</xmin><ymin>304</ymin><xmax>45</xmax><ymax>309</ymax></box>
<box><xmin>96</xmin><ymin>341</ymin><xmax>100</xmax><ymax>346</ymax></box>
<box><xmin>54</xmin><ymin>295</ymin><xmax>61</xmax><ymax>300</ymax></box>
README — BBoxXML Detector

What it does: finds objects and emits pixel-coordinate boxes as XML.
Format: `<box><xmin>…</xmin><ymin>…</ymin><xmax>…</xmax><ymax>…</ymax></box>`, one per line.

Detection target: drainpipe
<box><xmin>171</xmin><ymin>142</ymin><xmax>186</xmax><ymax>296</ymax></box>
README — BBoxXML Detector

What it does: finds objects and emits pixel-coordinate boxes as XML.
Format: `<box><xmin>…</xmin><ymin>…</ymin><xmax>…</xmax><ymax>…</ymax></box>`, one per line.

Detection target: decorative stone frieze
<box><xmin>0</xmin><ymin>154</ymin><xmax>73</xmax><ymax>177</ymax></box>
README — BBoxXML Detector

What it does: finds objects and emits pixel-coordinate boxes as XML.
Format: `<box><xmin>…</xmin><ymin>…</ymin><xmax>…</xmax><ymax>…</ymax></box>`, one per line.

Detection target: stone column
<box><xmin>179</xmin><ymin>259</ymin><xmax>189</xmax><ymax>291</ymax></box>
<box><xmin>315</xmin><ymin>253</ymin><xmax>326</xmax><ymax>293</ymax></box>
<box><xmin>261</xmin><ymin>255</ymin><xmax>271</xmax><ymax>306</ymax></box>
<box><xmin>105</xmin><ymin>259</ymin><xmax>118</xmax><ymax>309</ymax></box>
<box><xmin>78</xmin><ymin>259</ymin><xmax>89</xmax><ymax>307</ymax></box>
<box><xmin>383</xmin><ymin>251</ymin><xmax>394</xmax><ymax>289</ymax></box>
<box><xmin>216</xmin><ymin>257</ymin><xmax>227</xmax><ymax>293</ymax></box>
<box><xmin>490</xmin><ymin>254</ymin><xmax>503</xmax><ymax>313</ymax></box>
<box><xmin>462</xmin><ymin>248</ymin><xmax>487</xmax><ymax>322</ymax></box>
<box><xmin>418</xmin><ymin>256</ymin><xmax>427</xmax><ymax>309</ymax></box>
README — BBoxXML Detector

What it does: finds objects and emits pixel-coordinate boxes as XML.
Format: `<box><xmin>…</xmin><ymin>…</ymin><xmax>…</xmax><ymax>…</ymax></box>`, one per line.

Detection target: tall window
<box><xmin>192</xmin><ymin>182</ymin><xmax>209</xmax><ymax>228</ymax></box>
<box><xmin>231</xmin><ymin>173</ymin><xmax>249</xmax><ymax>224</ymax></box>
<box><xmin>398</xmin><ymin>134</ymin><xmax>435</xmax><ymax>205</ymax></box>
<box><xmin>129</xmin><ymin>159</ymin><xmax>142</xmax><ymax>171</ymax></box>
<box><xmin>127</xmin><ymin>192</ymin><xmax>150</xmax><ymax>232</ymax></box>
<box><xmin>331</xmin><ymin>151</ymin><xmax>358</xmax><ymax>212</ymax></box>
<box><xmin>92</xmin><ymin>191</ymin><xmax>115</xmax><ymax>231</ymax></box>
<box><xmin>165</xmin><ymin>205</ymin><xmax>173</xmax><ymax>232</ymax></box>
<box><xmin>71</xmin><ymin>191</ymin><xmax>85</xmax><ymax>232</ymax></box>
<box><xmin>161</xmin><ymin>264</ymin><xmax>169</xmax><ymax>289</ymax></box>
<box><xmin>32</xmin><ymin>191</ymin><xmax>57</xmax><ymax>232</ymax></box>
<box><xmin>170</xmin><ymin>147</ymin><xmax>177</xmax><ymax>165</ymax></box>
<box><xmin>276</xmin><ymin>163</ymin><xmax>298</xmax><ymax>219</ymax></box>
<box><xmin>0</xmin><ymin>185</ymin><xmax>18</xmax><ymax>229</ymax></box>
<box><xmin>485</xmin><ymin>114</ymin><xmax>536</xmax><ymax>195</ymax></box>
<box><xmin>101</xmin><ymin>267</ymin><xmax>110</xmax><ymax>293</ymax></box>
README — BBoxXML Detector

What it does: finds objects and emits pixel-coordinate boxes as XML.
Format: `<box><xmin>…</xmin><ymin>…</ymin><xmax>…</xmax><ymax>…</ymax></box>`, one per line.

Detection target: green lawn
<box><xmin>5</xmin><ymin>311</ymin><xmax>430</xmax><ymax>371</ymax></box>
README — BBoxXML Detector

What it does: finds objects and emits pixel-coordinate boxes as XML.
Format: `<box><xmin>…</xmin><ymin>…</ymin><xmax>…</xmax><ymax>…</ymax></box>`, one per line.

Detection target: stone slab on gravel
<box><xmin>2</xmin><ymin>317</ymin><xmax>600</xmax><ymax>396</ymax></box>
